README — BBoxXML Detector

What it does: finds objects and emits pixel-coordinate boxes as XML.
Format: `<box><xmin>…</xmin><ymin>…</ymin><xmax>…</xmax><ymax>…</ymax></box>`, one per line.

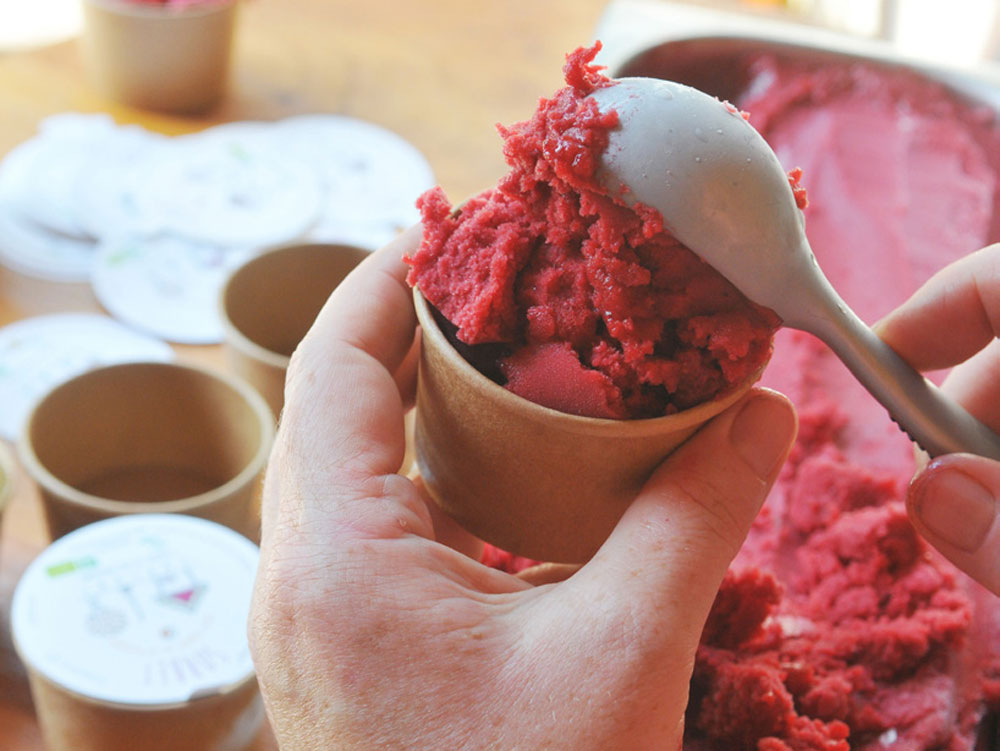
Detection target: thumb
<box><xmin>574</xmin><ymin>388</ymin><xmax>797</xmax><ymax>646</ymax></box>
<box><xmin>907</xmin><ymin>454</ymin><xmax>1000</xmax><ymax>594</ymax></box>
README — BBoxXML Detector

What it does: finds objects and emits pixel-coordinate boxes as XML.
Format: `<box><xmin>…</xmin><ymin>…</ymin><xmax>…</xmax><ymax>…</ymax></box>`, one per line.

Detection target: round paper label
<box><xmin>12</xmin><ymin>514</ymin><xmax>259</xmax><ymax>706</ymax></box>
<box><xmin>92</xmin><ymin>234</ymin><xmax>252</xmax><ymax>345</ymax></box>
<box><xmin>131</xmin><ymin>124</ymin><xmax>324</xmax><ymax>247</ymax></box>
<box><xmin>277</xmin><ymin>114</ymin><xmax>435</xmax><ymax>249</ymax></box>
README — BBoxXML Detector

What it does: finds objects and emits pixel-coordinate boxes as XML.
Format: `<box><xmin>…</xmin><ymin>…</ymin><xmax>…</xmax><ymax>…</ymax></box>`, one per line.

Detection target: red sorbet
<box><xmin>684</xmin><ymin>56</ymin><xmax>1000</xmax><ymax>751</ymax></box>
<box><xmin>406</xmin><ymin>43</ymin><xmax>780</xmax><ymax>419</ymax></box>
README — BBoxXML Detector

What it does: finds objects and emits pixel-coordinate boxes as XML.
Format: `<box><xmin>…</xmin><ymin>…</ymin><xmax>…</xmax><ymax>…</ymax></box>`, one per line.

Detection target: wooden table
<box><xmin>0</xmin><ymin>0</ymin><xmax>608</xmax><ymax>746</ymax></box>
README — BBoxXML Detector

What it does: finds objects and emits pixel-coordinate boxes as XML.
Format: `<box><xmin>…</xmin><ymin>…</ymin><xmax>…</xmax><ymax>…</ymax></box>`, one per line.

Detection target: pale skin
<box><xmin>876</xmin><ymin>243</ymin><xmax>1000</xmax><ymax>596</ymax></box>
<box><xmin>248</xmin><ymin>225</ymin><xmax>799</xmax><ymax>750</ymax></box>
<box><xmin>249</xmin><ymin>227</ymin><xmax>1000</xmax><ymax>749</ymax></box>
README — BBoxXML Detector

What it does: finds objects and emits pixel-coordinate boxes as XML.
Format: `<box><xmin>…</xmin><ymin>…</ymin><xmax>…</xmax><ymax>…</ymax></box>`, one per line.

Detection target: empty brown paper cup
<box><xmin>12</xmin><ymin>514</ymin><xmax>264</xmax><ymax>751</ymax></box>
<box><xmin>81</xmin><ymin>0</ymin><xmax>238</xmax><ymax>114</ymax></box>
<box><xmin>413</xmin><ymin>288</ymin><xmax>765</xmax><ymax>563</ymax></box>
<box><xmin>219</xmin><ymin>242</ymin><xmax>371</xmax><ymax>418</ymax></box>
<box><xmin>18</xmin><ymin>361</ymin><xmax>275</xmax><ymax>542</ymax></box>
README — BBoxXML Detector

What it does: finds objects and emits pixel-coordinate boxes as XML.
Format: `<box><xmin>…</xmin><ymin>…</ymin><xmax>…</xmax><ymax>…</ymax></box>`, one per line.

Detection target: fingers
<box><xmin>907</xmin><ymin>453</ymin><xmax>1000</xmax><ymax>595</ymax></box>
<box><xmin>937</xmin><ymin>339</ymin><xmax>1000</xmax><ymax>427</ymax></box>
<box><xmin>875</xmin><ymin>244</ymin><xmax>1000</xmax><ymax>371</ymax></box>
<box><xmin>569</xmin><ymin>388</ymin><xmax>797</xmax><ymax>647</ymax></box>
<box><xmin>875</xmin><ymin>244</ymin><xmax>1000</xmax><ymax>592</ymax></box>
<box><xmin>265</xmin><ymin>225</ymin><xmax>432</xmax><ymax>545</ymax></box>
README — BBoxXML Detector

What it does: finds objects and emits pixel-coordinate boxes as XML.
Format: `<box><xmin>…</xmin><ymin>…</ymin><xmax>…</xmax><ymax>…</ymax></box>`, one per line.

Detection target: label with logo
<box><xmin>12</xmin><ymin>514</ymin><xmax>259</xmax><ymax>705</ymax></box>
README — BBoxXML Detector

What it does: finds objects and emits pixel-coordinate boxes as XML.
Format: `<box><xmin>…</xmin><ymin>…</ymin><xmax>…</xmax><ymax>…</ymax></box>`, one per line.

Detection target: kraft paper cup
<box><xmin>413</xmin><ymin>288</ymin><xmax>765</xmax><ymax>564</ymax></box>
<box><xmin>12</xmin><ymin>514</ymin><xmax>264</xmax><ymax>751</ymax></box>
<box><xmin>219</xmin><ymin>242</ymin><xmax>371</xmax><ymax>418</ymax></box>
<box><xmin>81</xmin><ymin>0</ymin><xmax>238</xmax><ymax>114</ymax></box>
<box><xmin>18</xmin><ymin>361</ymin><xmax>274</xmax><ymax>542</ymax></box>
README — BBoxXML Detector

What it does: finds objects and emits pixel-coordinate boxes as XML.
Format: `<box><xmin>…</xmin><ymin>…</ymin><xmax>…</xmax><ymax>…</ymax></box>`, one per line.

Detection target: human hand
<box><xmin>248</xmin><ymin>226</ymin><xmax>798</xmax><ymax>750</ymax></box>
<box><xmin>876</xmin><ymin>244</ymin><xmax>1000</xmax><ymax>594</ymax></box>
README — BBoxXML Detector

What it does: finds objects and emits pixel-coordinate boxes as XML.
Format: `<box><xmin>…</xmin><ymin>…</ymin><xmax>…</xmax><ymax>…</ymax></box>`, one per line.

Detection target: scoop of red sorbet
<box><xmin>406</xmin><ymin>43</ymin><xmax>782</xmax><ymax>419</ymax></box>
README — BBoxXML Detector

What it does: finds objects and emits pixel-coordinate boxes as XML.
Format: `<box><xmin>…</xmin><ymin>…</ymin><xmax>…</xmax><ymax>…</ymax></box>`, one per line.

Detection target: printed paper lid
<box><xmin>12</xmin><ymin>514</ymin><xmax>259</xmax><ymax>706</ymax></box>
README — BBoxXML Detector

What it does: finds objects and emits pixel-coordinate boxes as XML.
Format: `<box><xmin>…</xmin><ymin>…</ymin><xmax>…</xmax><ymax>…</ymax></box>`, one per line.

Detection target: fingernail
<box><xmin>729</xmin><ymin>393</ymin><xmax>796</xmax><ymax>479</ymax></box>
<box><xmin>912</xmin><ymin>468</ymin><xmax>996</xmax><ymax>552</ymax></box>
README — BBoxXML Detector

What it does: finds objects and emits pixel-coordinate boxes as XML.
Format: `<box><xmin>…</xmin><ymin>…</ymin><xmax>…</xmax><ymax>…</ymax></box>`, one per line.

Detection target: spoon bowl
<box><xmin>591</xmin><ymin>77</ymin><xmax>1000</xmax><ymax>460</ymax></box>
<box><xmin>592</xmin><ymin>78</ymin><xmax>813</xmax><ymax>323</ymax></box>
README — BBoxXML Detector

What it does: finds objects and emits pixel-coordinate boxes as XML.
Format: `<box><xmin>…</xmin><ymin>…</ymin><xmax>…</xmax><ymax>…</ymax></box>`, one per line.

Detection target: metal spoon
<box><xmin>591</xmin><ymin>77</ymin><xmax>1000</xmax><ymax>460</ymax></box>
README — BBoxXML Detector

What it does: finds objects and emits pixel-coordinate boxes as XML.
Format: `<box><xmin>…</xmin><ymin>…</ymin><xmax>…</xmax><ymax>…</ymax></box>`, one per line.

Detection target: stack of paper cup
<box><xmin>11</xmin><ymin>514</ymin><xmax>263</xmax><ymax>751</ymax></box>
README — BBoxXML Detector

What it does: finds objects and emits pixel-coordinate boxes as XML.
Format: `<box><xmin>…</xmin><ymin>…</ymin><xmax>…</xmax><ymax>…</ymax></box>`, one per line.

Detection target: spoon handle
<box><xmin>800</xmin><ymin>287</ymin><xmax>1000</xmax><ymax>461</ymax></box>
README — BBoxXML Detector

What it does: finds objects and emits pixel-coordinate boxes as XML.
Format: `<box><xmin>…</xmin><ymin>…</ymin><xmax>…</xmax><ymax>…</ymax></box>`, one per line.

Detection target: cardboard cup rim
<box><xmin>412</xmin><ymin>286</ymin><xmax>763</xmax><ymax>435</ymax></box>
<box><xmin>217</xmin><ymin>303</ymin><xmax>292</xmax><ymax>371</ymax></box>
<box><xmin>16</xmin><ymin>361</ymin><xmax>275</xmax><ymax>516</ymax></box>
<box><xmin>218</xmin><ymin>241</ymin><xmax>372</xmax><ymax>370</ymax></box>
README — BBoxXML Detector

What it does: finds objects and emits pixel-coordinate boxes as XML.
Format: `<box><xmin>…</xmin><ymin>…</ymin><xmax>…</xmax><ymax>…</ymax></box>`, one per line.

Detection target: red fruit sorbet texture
<box><xmin>406</xmin><ymin>44</ymin><xmax>781</xmax><ymax>420</ymax></box>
